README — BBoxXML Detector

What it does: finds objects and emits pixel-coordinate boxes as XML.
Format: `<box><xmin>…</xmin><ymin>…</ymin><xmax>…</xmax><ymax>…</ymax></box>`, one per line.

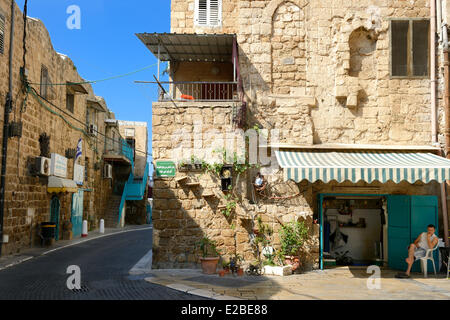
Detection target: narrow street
<box><xmin>0</xmin><ymin>228</ymin><xmax>204</xmax><ymax>300</ymax></box>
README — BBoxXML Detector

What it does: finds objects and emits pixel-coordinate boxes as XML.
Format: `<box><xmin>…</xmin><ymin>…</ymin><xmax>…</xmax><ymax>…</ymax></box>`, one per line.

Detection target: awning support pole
<box><xmin>233</xmin><ymin>56</ymin><xmax>236</xmax><ymax>82</ymax></box>
<box><xmin>441</xmin><ymin>183</ymin><xmax>449</xmax><ymax>246</ymax></box>
<box><xmin>157</xmin><ymin>42</ymin><xmax>161</xmax><ymax>82</ymax></box>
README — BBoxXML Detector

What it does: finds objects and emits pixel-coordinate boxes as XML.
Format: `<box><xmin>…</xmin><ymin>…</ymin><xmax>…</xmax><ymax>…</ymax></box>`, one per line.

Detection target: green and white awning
<box><xmin>275</xmin><ymin>150</ymin><xmax>450</xmax><ymax>184</ymax></box>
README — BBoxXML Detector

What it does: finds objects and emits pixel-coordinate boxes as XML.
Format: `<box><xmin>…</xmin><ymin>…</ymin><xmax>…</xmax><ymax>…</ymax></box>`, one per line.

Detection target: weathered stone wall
<box><xmin>118</xmin><ymin>120</ymin><xmax>148</xmax><ymax>176</ymax></box>
<box><xmin>153</xmin><ymin>0</ymin><xmax>448</xmax><ymax>270</ymax></box>
<box><xmin>0</xmin><ymin>1</ymin><xmax>116</xmax><ymax>254</ymax></box>
<box><xmin>171</xmin><ymin>0</ymin><xmax>239</xmax><ymax>34</ymax></box>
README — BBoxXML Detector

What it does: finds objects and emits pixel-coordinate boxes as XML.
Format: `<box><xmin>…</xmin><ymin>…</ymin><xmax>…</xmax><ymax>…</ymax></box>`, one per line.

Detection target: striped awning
<box><xmin>275</xmin><ymin>150</ymin><xmax>450</xmax><ymax>184</ymax></box>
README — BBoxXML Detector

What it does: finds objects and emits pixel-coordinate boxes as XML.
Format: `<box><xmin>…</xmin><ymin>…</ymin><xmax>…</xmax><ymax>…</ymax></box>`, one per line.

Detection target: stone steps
<box><xmin>104</xmin><ymin>195</ymin><xmax>122</xmax><ymax>228</ymax></box>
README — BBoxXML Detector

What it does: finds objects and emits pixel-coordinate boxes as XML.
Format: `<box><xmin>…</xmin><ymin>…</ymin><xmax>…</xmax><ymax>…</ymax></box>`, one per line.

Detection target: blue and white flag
<box><xmin>75</xmin><ymin>138</ymin><xmax>82</xmax><ymax>163</ymax></box>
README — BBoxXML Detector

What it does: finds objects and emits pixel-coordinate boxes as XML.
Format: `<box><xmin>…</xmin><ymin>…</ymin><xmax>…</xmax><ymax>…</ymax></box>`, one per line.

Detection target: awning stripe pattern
<box><xmin>275</xmin><ymin>150</ymin><xmax>450</xmax><ymax>184</ymax></box>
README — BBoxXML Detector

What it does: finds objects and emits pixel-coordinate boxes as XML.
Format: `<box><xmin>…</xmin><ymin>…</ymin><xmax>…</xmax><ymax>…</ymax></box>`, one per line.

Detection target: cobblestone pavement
<box><xmin>145</xmin><ymin>267</ymin><xmax>450</xmax><ymax>300</ymax></box>
<box><xmin>0</xmin><ymin>228</ymin><xmax>206</xmax><ymax>300</ymax></box>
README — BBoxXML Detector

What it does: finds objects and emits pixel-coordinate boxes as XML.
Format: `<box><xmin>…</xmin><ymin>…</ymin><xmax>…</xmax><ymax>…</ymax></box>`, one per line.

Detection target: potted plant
<box><xmin>279</xmin><ymin>221</ymin><xmax>309</xmax><ymax>272</ymax></box>
<box><xmin>197</xmin><ymin>236</ymin><xmax>220</xmax><ymax>274</ymax></box>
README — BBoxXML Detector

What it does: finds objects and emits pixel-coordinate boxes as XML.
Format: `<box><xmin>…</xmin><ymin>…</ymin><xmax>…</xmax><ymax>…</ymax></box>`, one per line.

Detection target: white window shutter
<box><xmin>195</xmin><ymin>0</ymin><xmax>222</xmax><ymax>27</ymax></box>
<box><xmin>196</xmin><ymin>0</ymin><xmax>208</xmax><ymax>26</ymax></box>
<box><xmin>209</xmin><ymin>0</ymin><xmax>221</xmax><ymax>26</ymax></box>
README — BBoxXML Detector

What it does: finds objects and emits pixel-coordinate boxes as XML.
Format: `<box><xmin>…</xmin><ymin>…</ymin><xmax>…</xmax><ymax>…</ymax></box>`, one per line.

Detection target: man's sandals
<box><xmin>395</xmin><ymin>272</ymin><xmax>410</xmax><ymax>279</ymax></box>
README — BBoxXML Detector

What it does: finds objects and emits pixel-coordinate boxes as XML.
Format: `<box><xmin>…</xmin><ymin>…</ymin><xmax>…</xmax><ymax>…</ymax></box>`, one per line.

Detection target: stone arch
<box><xmin>263</xmin><ymin>0</ymin><xmax>308</xmax><ymax>22</ymax></box>
<box><xmin>270</xmin><ymin>1</ymin><xmax>306</xmax><ymax>94</ymax></box>
<box><xmin>348</xmin><ymin>27</ymin><xmax>377</xmax><ymax>78</ymax></box>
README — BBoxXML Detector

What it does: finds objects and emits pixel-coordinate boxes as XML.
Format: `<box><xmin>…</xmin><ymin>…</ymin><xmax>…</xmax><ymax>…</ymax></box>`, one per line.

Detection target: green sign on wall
<box><xmin>155</xmin><ymin>161</ymin><xmax>176</xmax><ymax>177</ymax></box>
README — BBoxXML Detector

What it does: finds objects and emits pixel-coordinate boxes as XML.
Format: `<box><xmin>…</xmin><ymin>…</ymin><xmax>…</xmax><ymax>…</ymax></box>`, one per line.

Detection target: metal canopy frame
<box><xmin>136</xmin><ymin>33</ymin><xmax>236</xmax><ymax>63</ymax></box>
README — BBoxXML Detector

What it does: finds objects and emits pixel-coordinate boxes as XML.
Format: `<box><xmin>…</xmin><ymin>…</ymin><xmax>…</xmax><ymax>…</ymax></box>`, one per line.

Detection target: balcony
<box><xmin>136</xmin><ymin>33</ymin><xmax>243</xmax><ymax>103</ymax></box>
<box><xmin>103</xmin><ymin>137</ymin><xmax>134</xmax><ymax>166</ymax></box>
<box><xmin>157</xmin><ymin>81</ymin><xmax>238</xmax><ymax>102</ymax></box>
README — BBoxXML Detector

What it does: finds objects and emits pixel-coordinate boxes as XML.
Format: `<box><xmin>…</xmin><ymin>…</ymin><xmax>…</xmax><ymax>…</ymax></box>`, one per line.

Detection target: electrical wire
<box><xmin>27</xmin><ymin>84</ymin><xmax>150</xmax><ymax>157</ymax></box>
<box><xmin>28</xmin><ymin>62</ymin><xmax>159</xmax><ymax>86</ymax></box>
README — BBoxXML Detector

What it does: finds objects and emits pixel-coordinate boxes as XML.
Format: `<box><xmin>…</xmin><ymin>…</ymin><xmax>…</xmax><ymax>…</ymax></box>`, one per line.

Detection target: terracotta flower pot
<box><xmin>218</xmin><ymin>270</ymin><xmax>226</xmax><ymax>277</ymax></box>
<box><xmin>237</xmin><ymin>268</ymin><xmax>244</xmax><ymax>276</ymax></box>
<box><xmin>200</xmin><ymin>257</ymin><xmax>220</xmax><ymax>274</ymax></box>
<box><xmin>284</xmin><ymin>256</ymin><xmax>301</xmax><ymax>272</ymax></box>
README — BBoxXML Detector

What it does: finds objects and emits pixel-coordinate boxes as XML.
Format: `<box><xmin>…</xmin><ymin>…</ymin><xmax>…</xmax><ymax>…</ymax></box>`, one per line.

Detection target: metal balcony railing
<box><xmin>157</xmin><ymin>81</ymin><xmax>239</xmax><ymax>102</ymax></box>
<box><xmin>104</xmin><ymin>136</ymin><xmax>134</xmax><ymax>166</ymax></box>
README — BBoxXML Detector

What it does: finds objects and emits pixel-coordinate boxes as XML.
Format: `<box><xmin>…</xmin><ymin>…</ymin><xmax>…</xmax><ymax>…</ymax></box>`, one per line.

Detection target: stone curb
<box><xmin>144</xmin><ymin>277</ymin><xmax>243</xmax><ymax>300</ymax></box>
<box><xmin>0</xmin><ymin>225</ymin><xmax>152</xmax><ymax>272</ymax></box>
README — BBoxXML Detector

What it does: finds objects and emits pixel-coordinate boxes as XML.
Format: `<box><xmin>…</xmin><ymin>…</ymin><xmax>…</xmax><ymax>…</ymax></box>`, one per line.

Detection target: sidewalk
<box><xmin>0</xmin><ymin>225</ymin><xmax>151</xmax><ymax>271</ymax></box>
<box><xmin>144</xmin><ymin>267</ymin><xmax>450</xmax><ymax>300</ymax></box>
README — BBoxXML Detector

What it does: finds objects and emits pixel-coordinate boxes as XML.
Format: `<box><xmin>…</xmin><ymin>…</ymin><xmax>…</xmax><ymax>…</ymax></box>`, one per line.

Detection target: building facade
<box><xmin>0</xmin><ymin>1</ymin><xmax>139</xmax><ymax>255</ymax></box>
<box><xmin>143</xmin><ymin>0</ymin><xmax>450</xmax><ymax>271</ymax></box>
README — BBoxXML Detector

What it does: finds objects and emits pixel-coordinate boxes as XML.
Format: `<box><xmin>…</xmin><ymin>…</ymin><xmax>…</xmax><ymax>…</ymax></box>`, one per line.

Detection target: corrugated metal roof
<box><xmin>136</xmin><ymin>33</ymin><xmax>236</xmax><ymax>62</ymax></box>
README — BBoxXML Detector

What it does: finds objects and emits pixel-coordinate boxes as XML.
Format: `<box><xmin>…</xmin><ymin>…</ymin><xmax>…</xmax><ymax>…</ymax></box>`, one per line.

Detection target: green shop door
<box><xmin>388</xmin><ymin>195</ymin><xmax>439</xmax><ymax>271</ymax></box>
<box><xmin>387</xmin><ymin>195</ymin><xmax>411</xmax><ymax>271</ymax></box>
<box><xmin>50</xmin><ymin>196</ymin><xmax>61</xmax><ymax>241</ymax></box>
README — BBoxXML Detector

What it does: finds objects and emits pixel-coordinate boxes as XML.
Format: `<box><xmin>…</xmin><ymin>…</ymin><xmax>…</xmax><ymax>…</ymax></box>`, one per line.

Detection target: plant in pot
<box><xmin>279</xmin><ymin>221</ymin><xmax>309</xmax><ymax>272</ymax></box>
<box><xmin>197</xmin><ymin>236</ymin><xmax>220</xmax><ymax>274</ymax></box>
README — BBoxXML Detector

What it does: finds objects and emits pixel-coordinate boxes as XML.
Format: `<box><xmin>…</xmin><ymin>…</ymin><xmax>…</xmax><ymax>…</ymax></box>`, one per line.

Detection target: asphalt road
<box><xmin>0</xmin><ymin>227</ymin><xmax>205</xmax><ymax>300</ymax></box>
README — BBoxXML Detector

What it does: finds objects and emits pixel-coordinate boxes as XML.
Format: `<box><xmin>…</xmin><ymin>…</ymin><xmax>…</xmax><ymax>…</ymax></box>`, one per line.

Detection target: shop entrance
<box><xmin>319</xmin><ymin>194</ymin><xmax>439</xmax><ymax>271</ymax></box>
<box><xmin>321</xmin><ymin>195</ymin><xmax>386</xmax><ymax>268</ymax></box>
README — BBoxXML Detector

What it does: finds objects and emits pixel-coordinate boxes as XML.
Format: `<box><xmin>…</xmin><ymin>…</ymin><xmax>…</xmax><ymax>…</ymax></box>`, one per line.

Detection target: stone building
<box><xmin>140</xmin><ymin>0</ymin><xmax>450</xmax><ymax>271</ymax></box>
<box><xmin>0</xmin><ymin>0</ymin><xmax>137</xmax><ymax>255</ymax></box>
<box><xmin>118</xmin><ymin>121</ymin><xmax>150</xmax><ymax>225</ymax></box>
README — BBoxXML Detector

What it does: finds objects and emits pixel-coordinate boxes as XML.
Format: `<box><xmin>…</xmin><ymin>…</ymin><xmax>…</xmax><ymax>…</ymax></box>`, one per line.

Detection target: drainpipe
<box><xmin>0</xmin><ymin>0</ymin><xmax>15</xmax><ymax>256</ymax></box>
<box><xmin>442</xmin><ymin>6</ymin><xmax>450</xmax><ymax>246</ymax></box>
<box><xmin>431</xmin><ymin>0</ymin><xmax>438</xmax><ymax>145</ymax></box>
<box><xmin>437</xmin><ymin>0</ymin><xmax>443</xmax><ymax>40</ymax></box>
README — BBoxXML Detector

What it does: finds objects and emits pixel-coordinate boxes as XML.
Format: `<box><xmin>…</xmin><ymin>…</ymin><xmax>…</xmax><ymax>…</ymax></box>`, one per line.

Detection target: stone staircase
<box><xmin>104</xmin><ymin>195</ymin><xmax>122</xmax><ymax>228</ymax></box>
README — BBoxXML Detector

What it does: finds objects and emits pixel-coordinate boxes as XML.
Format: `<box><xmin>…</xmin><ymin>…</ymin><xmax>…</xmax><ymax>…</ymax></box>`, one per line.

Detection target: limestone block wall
<box><xmin>0</xmin><ymin>1</ymin><xmax>114</xmax><ymax>254</ymax></box>
<box><xmin>153</xmin><ymin>0</ymin><xmax>449</xmax><ymax>269</ymax></box>
<box><xmin>118</xmin><ymin>121</ymin><xmax>148</xmax><ymax>177</ymax></box>
<box><xmin>171</xmin><ymin>0</ymin><xmax>239</xmax><ymax>34</ymax></box>
<box><xmin>233</xmin><ymin>0</ymin><xmax>440</xmax><ymax>146</ymax></box>
<box><xmin>152</xmin><ymin>101</ymin><xmax>320</xmax><ymax>269</ymax></box>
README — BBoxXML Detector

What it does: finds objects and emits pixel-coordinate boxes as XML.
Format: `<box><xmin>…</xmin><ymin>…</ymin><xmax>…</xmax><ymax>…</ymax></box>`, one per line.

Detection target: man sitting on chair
<box><xmin>397</xmin><ymin>224</ymin><xmax>438</xmax><ymax>278</ymax></box>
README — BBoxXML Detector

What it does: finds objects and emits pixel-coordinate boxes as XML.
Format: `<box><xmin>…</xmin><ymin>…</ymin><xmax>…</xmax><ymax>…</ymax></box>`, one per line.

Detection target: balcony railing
<box><xmin>157</xmin><ymin>81</ymin><xmax>239</xmax><ymax>102</ymax></box>
<box><xmin>104</xmin><ymin>136</ymin><xmax>134</xmax><ymax>166</ymax></box>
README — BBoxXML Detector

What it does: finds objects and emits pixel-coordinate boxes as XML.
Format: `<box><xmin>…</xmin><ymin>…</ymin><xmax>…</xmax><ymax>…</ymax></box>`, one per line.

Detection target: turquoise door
<box><xmin>388</xmin><ymin>195</ymin><xmax>439</xmax><ymax>271</ymax></box>
<box><xmin>50</xmin><ymin>196</ymin><xmax>61</xmax><ymax>241</ymax></box>
<box><xmin>410</xmin><ymin>196</ymin><xmax>438</xmax><ymax>272</ymax></box>
<box><xmin>71</xmin><ymin>190</ymin><xmax>84</xmax><ymax>237</ymax></box>
<box><xmin>388</xmin><ymin>195</ymin><xmax>411</xmax><ymax>270</ymax></box>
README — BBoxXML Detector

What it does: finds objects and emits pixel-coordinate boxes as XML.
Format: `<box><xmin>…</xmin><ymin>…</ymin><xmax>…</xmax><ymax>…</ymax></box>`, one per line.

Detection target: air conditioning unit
<box><xmin>35</xmin><ymin>157</ymin><xmax>51</xmax><ymax>176</ymax></box>
<box><xmin>88</xmin><ymin>124</ymin><xmax>98</xmax><ymax>137</ymax></box>
<box><xmin>103</xmin><ymin>164</ymin><xmax>113</xmax><ymax>179</ymax></box>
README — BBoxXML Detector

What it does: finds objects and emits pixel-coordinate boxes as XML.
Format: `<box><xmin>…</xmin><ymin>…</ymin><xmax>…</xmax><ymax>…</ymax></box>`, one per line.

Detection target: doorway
<box><xmin>321</xmin><ymin>195</ymin><xmax>386</xmax><ymax>268</ymax></box>
<box><xmin>319</xmin><ymin>194</ymin><xmax>440</xmax><ymax>271</ymax></box>
<box><xmin>71</xmin><ymin>190</ymin><xmax>84</xmax><ymax>237</ymax></box>
<box><xmin>50</xmin><ymin>196</ymin><xmax>61</xmax><ymax>241</ymax></box>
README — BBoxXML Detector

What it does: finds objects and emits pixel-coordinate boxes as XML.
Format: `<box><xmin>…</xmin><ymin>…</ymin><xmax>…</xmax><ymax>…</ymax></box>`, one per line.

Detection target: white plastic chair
<box><xmin>417</xmin><ymin>244</ymin><xmax>439</xmax><ymax>278</ymax></box>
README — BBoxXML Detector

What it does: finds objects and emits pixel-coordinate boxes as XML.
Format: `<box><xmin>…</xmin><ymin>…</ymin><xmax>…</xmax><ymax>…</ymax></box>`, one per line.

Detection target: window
<box><xmin>390</xmin><ymin>19</ymin><xmax>429</xmax><ymax>77</ymax></box>
<box><xmin>40</xmin><ymin>66</ymin><xmax>49</xmax><ymax>98</ymax></box>
<box><xmin>124</xmin><ymin>128</ymin><xmax>135</xmax><ymax>137</ymax></box>
<box><xmin>0</xmin><ymin>14</ymin><xmax>5</xmax><ymax>55</ymax></box>
<box><xmin>66</xmin><ymin>93</ymin><xmax>74</xmax><ymax>113</ymax></box>
<box><xmin>86</xmin><ymin>107</ymin><xmax>96</xmax><ymax>125</ymax></box>
<box><xmin>195</xmin><ymin>0</ymin><xmax>222</xmax><ymax>27</ymax></box>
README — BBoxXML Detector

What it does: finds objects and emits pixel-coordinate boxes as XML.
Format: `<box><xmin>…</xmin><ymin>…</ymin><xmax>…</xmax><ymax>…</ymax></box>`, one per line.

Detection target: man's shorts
<box><xmin>412</xmin><ymin>246</ymin><xmax>427</xmax><ymax>259</ymax></box>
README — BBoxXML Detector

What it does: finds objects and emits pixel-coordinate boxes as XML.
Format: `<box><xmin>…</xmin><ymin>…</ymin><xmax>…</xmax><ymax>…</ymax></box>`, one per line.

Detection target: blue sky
<box><xmin>16</xmin><ymin>0</ymin><xmax>171</xmax><ymax>165</ymax></box>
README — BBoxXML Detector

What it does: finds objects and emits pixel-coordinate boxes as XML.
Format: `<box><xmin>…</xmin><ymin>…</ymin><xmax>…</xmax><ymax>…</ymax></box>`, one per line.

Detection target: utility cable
<box><xmin>29</xmin><ymin>62</ymin><xmax>158</xmax><ymax>86</ymax></box>
<box><xmin>27</xmin><ymin>85</ymin><xmax>150</xmax><ymax>157</ymax></box>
